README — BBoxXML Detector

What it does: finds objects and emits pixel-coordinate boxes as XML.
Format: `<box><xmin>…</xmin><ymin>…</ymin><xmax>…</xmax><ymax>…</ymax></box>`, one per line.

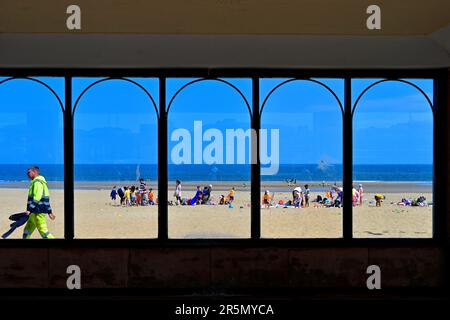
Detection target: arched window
<box><xmin>0</xmin><ymin>77</ymin><xmax>64</xmax><ymax>239</ymax></box>
<box><xmin>167</xmin><ymin>78</ymin><xmax>252</xmax><ymax>238</ymax></box>
<box><xmin>260</xmin><ymin>78</ymin><xmax>344</xmax><ymax>238</ymax></box>
<box><xmin>73</xmin><ymin>78</ymin><xmax>159</xmax><ymax>238</ymax></box>
<box><xmin>352</xmin><ymin>79</ymin><xmax>433</xmax><ymax>238</ymax></box>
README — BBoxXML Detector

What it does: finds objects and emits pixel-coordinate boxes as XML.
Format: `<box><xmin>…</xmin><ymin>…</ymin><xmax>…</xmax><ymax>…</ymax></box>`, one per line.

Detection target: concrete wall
<box><xmin>0</xmin><ymin>247</ymin><xmax>445</xmax><ymax>290</ymax></box>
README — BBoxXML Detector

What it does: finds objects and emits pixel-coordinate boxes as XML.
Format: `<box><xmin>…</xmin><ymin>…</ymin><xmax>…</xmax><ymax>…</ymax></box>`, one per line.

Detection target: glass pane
<box><xmin>167</xmin><ymin>78</ymin><xmax>252</xmax><ymax>238</ymax></box>
<box><xmin>260</xmin><ymin>78</ymin><xmax>344</xmax><ymax>238</ymax></box>
<box><xmin>352</xmin><ymin>79</ymin><xmax>433</xmax><ymax>238</ymax></box>
<box><xmin>74</xmin><ymin>78</ymin><xmax>158</xmax><ymax>238</ymax></box>
<box><xmin>0</xmin><ymin>77</ymin><xmax>64</xmax><ymax>239</ymax></box>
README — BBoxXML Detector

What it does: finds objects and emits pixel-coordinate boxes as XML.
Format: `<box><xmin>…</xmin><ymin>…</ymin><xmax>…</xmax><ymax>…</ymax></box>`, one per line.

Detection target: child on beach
<box><xmin>374</xmin><ymin>194</ymin><xmax>385</xmax><ymax>207</ymax></box>
<box><xmin>352</xmin><ymin>184</ymin><xmax>358</xmax><ymax>206</ymax></box>
<box><xmin>124</xmin><ymin>187</ymin><xmax>131</xmax><ymax>206</ymax></box>
<box><xmin>148</xmin><ymin>188</ymin><xmax>155</xmax><ymax>205</ymax></box>
<box><xmin>358</xmin><ymin>184</ymin><xmax>364</xmax><ymax>206</ymax></box>
<box><xmin>304</xmin><ymin>184</ymin><xmax>310</xmax><ymax>207</ymax></box>
<box><xmin>110</xmin><ymin>186</ymin><xmax>117</xmax><ymax>205</ymax></box>
<box><xmin>136</xmin><ymin>191</ymin><xmax>142</xmax><ymax>206</ymax></box>
<box><xmin>174</xmin><ymin>180</ymin><xmax>182</xmax><ymax>205</ymax></box>
<box><xmin>262</xmin><ymin>190</ymin><xmax>271</xmax><ymax>208</ymax></box>
<box><xmin>130</xmin><ymin>186</ymin><xmax>137</xmax><ymax>206</ymax></box>
<box><xmin>227</xmin><ymin>187</ymin><xmax>235</xmax><ymax>204</ymax></box>
<box><xmin>117</xmin><ymin>186</ymin><xmax>125</xmax><ymax>206</ymax></box>
<box><xmin>141</xmin><ymin>191</ymin><xmax>149</xmax><ymax>206</ymax></box>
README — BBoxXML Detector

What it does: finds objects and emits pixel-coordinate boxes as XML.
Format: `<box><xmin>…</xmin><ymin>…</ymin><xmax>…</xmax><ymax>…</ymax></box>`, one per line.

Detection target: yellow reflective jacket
<box><xmin>27</xmin><ymin>175</ymin><xmax>52</xmax><ymax>214</ymax></box>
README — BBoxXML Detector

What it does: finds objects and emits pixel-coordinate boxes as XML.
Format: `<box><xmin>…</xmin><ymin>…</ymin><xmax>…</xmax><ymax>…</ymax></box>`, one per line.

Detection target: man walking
<box><xmin>23</xmin><ymin>166</ymin><xmax>56</xmax><ymax>239</ymax></box>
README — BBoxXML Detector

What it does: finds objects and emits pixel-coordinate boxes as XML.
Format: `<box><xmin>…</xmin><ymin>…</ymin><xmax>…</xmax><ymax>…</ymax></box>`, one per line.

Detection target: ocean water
<box><xmin>0</xmin><ymin>164</ymin><xmax>433</xmax><ymax>183</ymax></box>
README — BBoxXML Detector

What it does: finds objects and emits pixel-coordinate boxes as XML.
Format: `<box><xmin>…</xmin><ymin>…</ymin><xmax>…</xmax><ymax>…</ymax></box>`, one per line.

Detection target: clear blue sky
<box><xmin>0</xmin><ymin>77</ymin><xmax>433</xmax><ymax>165</ymax></box>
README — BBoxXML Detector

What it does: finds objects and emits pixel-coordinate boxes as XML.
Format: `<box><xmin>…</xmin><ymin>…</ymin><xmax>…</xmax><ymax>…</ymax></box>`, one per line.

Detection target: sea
<box><xmin>0</xmin><ymin>164</ymin><xmax>433</xmax><ymax>183</ymax></box>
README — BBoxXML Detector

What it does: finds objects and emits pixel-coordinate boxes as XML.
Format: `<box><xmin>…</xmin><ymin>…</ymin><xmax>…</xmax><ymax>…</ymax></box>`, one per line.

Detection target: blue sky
<box><xmin>0</xmin><ymin>77</ymin><xmax>433</xmax><ymax>166</ymax></box>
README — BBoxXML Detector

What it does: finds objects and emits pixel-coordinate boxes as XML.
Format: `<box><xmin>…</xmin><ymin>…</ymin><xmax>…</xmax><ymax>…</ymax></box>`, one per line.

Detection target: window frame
<box><xmin>0</xmin><ymin>68</ymin><xmax>446</xmax><ymax>247</ymax></box>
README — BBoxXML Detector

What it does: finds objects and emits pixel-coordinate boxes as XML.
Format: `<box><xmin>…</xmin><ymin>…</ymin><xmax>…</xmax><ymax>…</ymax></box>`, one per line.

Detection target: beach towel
<box><xmin>2</xmin><ymin>212</ymin><xmax>29</xmax><ymax>239</ymax></box>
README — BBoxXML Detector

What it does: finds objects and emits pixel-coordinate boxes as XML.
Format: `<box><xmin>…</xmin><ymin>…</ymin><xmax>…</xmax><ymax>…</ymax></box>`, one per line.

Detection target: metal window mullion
<box><xmin>251</xmin><ymin>77</ymin><xmax>261</xmax><ymax>239</ymax></box>
<box><xmin>158</xmin><ymin>77</ymin><xmax>169</xmax><ymax>239</ymax></box>
<box><xmin>343</xmin><ymin>77</ymin><xmax>353</xmax><ymax>239</ymax></box>
<box><xmin>64</xmin><ymin>76</ymin><xmax>75</xmax><ymax>240</ymax></box>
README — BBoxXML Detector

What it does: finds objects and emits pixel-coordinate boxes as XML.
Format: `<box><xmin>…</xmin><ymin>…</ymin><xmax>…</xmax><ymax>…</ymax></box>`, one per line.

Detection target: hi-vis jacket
<box><xmin>27</xmin><ymin>175</ymin><xmax>52</xmax><ymax>214</ymax></box>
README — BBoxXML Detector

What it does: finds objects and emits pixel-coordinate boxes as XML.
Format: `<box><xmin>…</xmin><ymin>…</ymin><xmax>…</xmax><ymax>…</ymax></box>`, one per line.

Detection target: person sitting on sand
<box><xmin>227</xmin><ymin>187</ymin><xmax>236</xmax><ymax>204</ymax></box>
<box><xmin>110</xmin><ymin>186</ymin><xmax>117</xmax><ymax>205</ymax></box>
<box><xmin>141</xmin><ymin>190</ymin><xmax>149</xmax><ymax>206</ymax></box>
<box><xmin>330</xmin><ymin>186</ymin><xmax>336</xmax><ymax>202</ymax></box>
<box><xmin>322</xmin><ymin>197</ymin><xmax>332</xmax><ymax>207</ymax></box>
<box><xmin>329</xmin><ymin>186</ymin><xmax>343</xmax><ymax>208</ymax></box>
<box><xmin>292</xmin><ymin>186</ymin><xmax>301</xmax><ymax>203</ymax></box>
<box><xmin>293</xmin><ymin>190</ymin><xmax>302</xmax><ymax>208</ymax></box>
<box><xmin>292</xmin><ymin>186</ymin><xmax>303</xmax><ymax>205</ymax></box>
<box><xmin>412</xmin><ymin>196</ymin><xmax>427</xmax><ymax>207</ymax></box>
<box><xmin>374</xmin><ymin>194</ymin><xmax>385</xmax><ymax>207</ymax></box>
<box><xmin>189</xmin><ymin>186</ymin><xmax>202</xmax><ymax>205</ymax></box>
<box><xmin>202</xmin><ymin>185</ymin><xmax>212</xmax><ymax>204</ymax></box>
<box><xmin>262</xmin><ymin>190</ymin><xmax>271</xmax><ymax>208</ymax></box>
<box><xmin>148</xmin><ymin>188</ymin><xmax>155</xmax><ymax>205</ymax></box>
<box><xmin>174</xmin><ymin>180</ymin><xmax>182</xmax><ymax>205</ymax></box>
<box><xmin>313</xmin><ymin>194</ymin><xmax>323</xmax><ymax>206</ymax></box>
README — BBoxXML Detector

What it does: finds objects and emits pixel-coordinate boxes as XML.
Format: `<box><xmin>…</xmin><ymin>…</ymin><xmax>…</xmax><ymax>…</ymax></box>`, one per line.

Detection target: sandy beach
<box><xmin>0</xmin><ymin>182</ymin><xmax>432</xmax><ymax>239</ymax></box>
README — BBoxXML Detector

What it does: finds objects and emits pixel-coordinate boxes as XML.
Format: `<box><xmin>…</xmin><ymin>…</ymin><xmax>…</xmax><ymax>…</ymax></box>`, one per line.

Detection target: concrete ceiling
<box><xmin>1</xmin><ymin>0</ymin><xmax>449</xmax><ymax>69</ymax></box>
<box><xmin>1</xmin><ymin>0</ymin><xmax>449</xmax><ymax>35</ymax></box>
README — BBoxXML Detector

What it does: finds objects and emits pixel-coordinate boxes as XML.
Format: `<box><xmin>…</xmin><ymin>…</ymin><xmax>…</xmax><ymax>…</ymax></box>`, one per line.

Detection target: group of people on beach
<box><xmin>110</xmin><ymin>178</ymin><xmax>157</xmax><ymax>206</ymax></box>
<box><xmin>263</xmin><ymin>184</ymin><xmax>312</xmax><ymax>208</ymax></box>
<box><xmin>109</xmin><ymin>179</ymin><xmax>429</xmax><ymax>209</ymax></box>
<box><xmin>262</xmin><ymin>183</ymin><xmax>368</xmax><ymax>209</ymax></box>
<box><xmin>172</xmin><ymin>180</ymin><xmax>237</xmax><ymax>207</ymax></box>
<box><xmin>263</xmin><ymin>184</ymin><xmax>345</xmax><ymax>209</ymax></box>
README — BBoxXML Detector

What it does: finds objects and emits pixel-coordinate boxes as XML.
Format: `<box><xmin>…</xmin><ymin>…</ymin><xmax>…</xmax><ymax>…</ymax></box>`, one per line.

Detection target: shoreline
<box><xmin>0</xmin><ymin>180</ymin><xmax>433</xmax><ymax>193</ymax></box>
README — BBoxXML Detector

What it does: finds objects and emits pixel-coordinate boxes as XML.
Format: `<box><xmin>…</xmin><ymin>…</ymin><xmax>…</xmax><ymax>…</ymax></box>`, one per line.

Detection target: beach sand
<box><xmin>0</xmin><ymin>186</ymin><xmax>432</xmax><ymax>239</ymax></box>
